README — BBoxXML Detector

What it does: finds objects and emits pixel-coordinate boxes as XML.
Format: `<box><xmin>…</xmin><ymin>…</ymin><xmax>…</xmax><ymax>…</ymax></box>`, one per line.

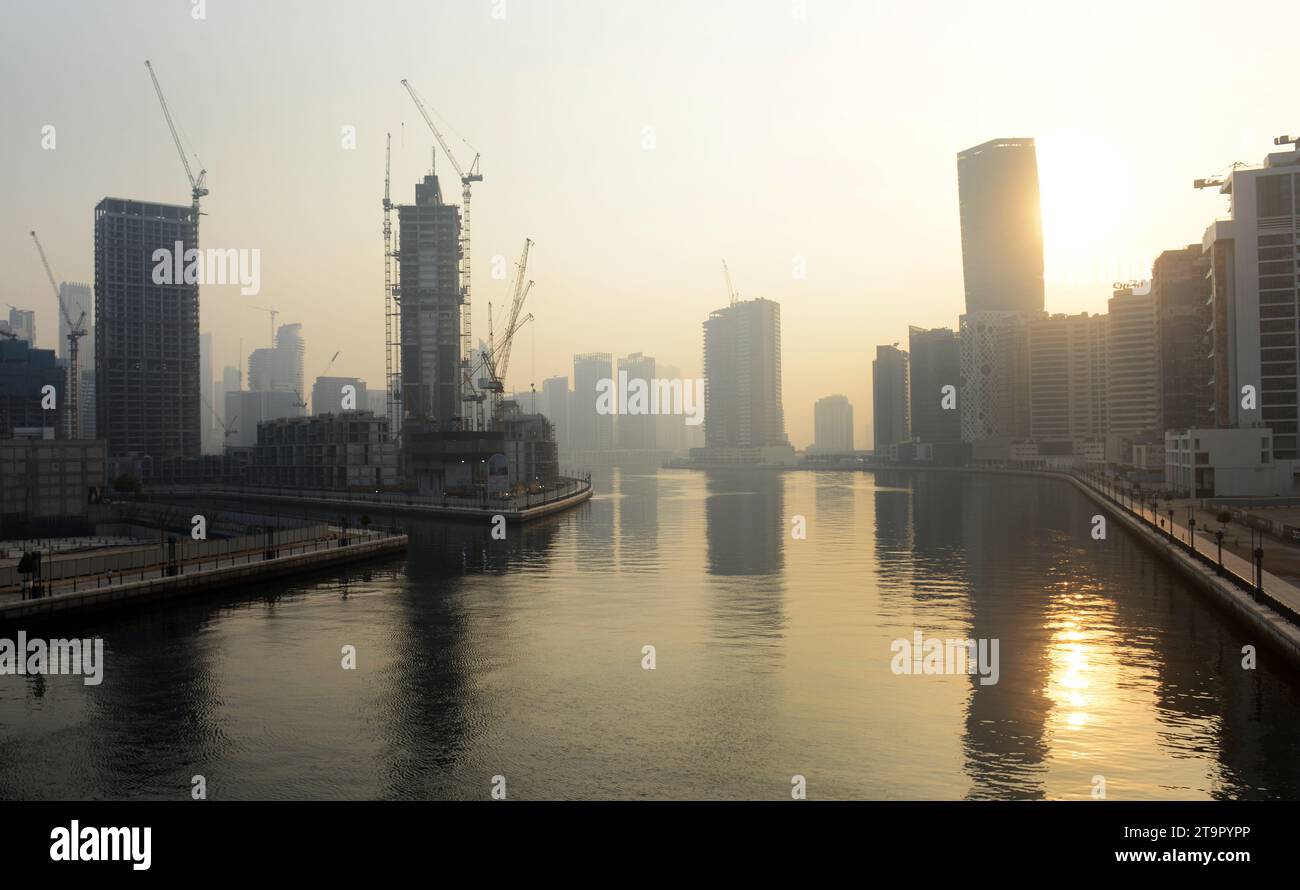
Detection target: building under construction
<box><xmin>94</xmin><ymin>197</ymin><xmax>201</xmax><ymax>466</ymax></box>
<box><xmin>398</xmin><ymin>173</ymin><xmax>463</xmax><ymax>427</ymax></box>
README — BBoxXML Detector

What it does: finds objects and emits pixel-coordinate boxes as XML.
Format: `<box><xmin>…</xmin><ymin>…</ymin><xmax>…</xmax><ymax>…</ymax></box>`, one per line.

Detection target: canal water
<box><xmin>2</xmin><ymin>469</ymin><xmax>1298</xmax><ymax>800</ymax></box>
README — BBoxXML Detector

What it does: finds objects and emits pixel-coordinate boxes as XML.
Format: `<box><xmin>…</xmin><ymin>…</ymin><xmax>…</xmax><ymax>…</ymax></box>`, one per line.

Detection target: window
<box><xmin>1258</xmin><ymin>174</ymin><xmax>1295</xmax><ymax>218</ymax></box>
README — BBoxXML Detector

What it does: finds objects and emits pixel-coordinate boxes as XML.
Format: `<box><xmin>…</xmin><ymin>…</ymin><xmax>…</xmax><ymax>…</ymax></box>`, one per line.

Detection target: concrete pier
<box><xmin>0</xmin><ymin>532</ymin><xmax>407</xmax><ymax>626</ymax></box>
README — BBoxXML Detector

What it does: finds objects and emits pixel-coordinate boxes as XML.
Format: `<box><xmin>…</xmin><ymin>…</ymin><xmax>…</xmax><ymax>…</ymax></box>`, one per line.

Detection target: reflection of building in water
<box><xmin>705</xmin><ymin>471</ymin><xmax>783</xmax><ymax>576</ymax></box>
<box><xmin>958</xmin><ymin>475</ymin><xmax>1055</xmax><ymax>799</ymax></box>
<box><xmin>616</xmin><ymin>469</ymin><xmax>658</xmax><ymax>571</ymax></box>
<box><xmin>705</xmin><ymin>470</ymin><xmax>786</xmax><ymax>642</ymax></box>
<box><xmin>870</xmin><ymin>471</ymin><xmax>915</xmax><ymax>598</ymax></box>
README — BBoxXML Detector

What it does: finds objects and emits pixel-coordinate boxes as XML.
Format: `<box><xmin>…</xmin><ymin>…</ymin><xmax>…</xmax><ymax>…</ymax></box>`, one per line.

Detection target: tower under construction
<box><xmin>397</xmin><ymin>172</ymin><xmax>463</xmax><ymax>427</ymax></box>
<box><xmin>94</xmin><ymin>197</ymin><xmax>201</xmax><ymax>463</ymax></box>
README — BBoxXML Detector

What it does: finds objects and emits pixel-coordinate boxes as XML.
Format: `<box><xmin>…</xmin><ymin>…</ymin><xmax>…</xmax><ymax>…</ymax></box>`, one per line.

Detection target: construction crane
<box><xmin>401</xmin><ymin>79</ymin><xmax>483</xmax><ymax>426</ymax></box>
<box><xmin>200</xmin><ymin>393</ymin><xmax>237</xmax><ymax>448</ymax></box>
<box><xmin>722</xmin><ymin>260</ymin><xmax>739</xmax><ymax>306</ymax></box>
<box><xmin>30</xmin><ymin>231</ymin><xmax>86</xmax><ymax>438</ymax></box>
<box><xmin>249</xmin><ymin>306</ymin><xmax>279</xmax><ymax>346</ymax></box>
<box><xmin>382</xmin><ymin>132</ymin><xmax>401</xmax><ymax>439</ymax></box>
<box><xmin>145</xmin><ymin>60</ymin><xmax>208</xmax><ymax>224</ymax></box>
<box><xmin>482</xmin><ymin>239</ymin><xmax>533</xmax><ymax>424</ymax></box>
<box><xmin>295</xmin><ymin>350</ymin><xmax>342</xmax><ymax>410</ymax></box>
<box><xmin>476</xmin><ymin>311</ymin><xmax>534</xmax><ymax>427</ymax></box>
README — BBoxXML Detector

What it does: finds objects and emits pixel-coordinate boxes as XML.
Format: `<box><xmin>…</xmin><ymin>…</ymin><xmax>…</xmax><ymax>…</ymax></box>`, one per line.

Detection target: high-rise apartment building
<box><xmin>94</xmin><ymin>197</ymin><xmax>200</xmax><ymax>461</ymax></box>
<box><xmin>907</xmin><ymin>326</ymin><xmax>961</xmax><ymax>444</ymax></box>
<box><xmin>247</xmin><ymin>323</ymin><xmax>305</xmax><ymax>404</ymax></box>
<box><xmin>616</xmin><ymin>352</ymin><xmax>657</xmax><ymax>450</ymax></box>
<box><xmin>959</xmin><ymin>311</ymin><xmax>1036</xmax><ymax>443</ymax></box>
<box><xmin>1027</xmin><ymin>312</ymin><xmax>1108</xmax><ymax>441</ymax></box>
<box><xmin>541</xmin><ymin>375</ymin><xmax>571</xmax><ymax>456</ymax></box>
<box><xmin>957</xmin><ymin>138</ymin><xmax>1045</xmax><ymax>314</ymax></box>
<box><xmin>6</xmin><ymin>309</ymin><xmax>36</xmax><ymax>346</ymax></box>
<box><xmin>703</xmin><ymin>298</ymin><xmax>787</xmax><ymax>450</ymax></box>
<box><xmin>1203</xmin><ymin>141</ymin><xmax>1300</xmax><ymax>457</ymax></box>
<box><xmin>1106</xmin><ymin>285</ymin><xmax>1160</xmax><ymax>437</ymax></box>
<box><xmin>1152</xmin><ymin>245</ymin><xmax>1213</xmax><ymax>434</ymax></box>
<box><xmin>572</xmin><ymin>352</ymin><xmax>613</xmax><ymax>452</ymax></box>
<box><xmin>814</xmin><ymin>394</ymin><xmax>855</xmax><ymax>453</ymax></box>
<box><xmin>398</xmin><ymin>173</ymin><xmax>462</xmax><ymax>426</ymax></box>
<box><xmin>872</xmin><ymin>344</ymin><xmax>910</xmax><ymax>451</ymax></box>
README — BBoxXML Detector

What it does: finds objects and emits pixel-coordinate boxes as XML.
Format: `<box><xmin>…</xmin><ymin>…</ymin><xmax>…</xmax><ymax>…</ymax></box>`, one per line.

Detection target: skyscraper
<box><xmin>702</xmin><ymin>298</ymin><xmax>787</xmax><ymax>451</ymax></box>
<box><xmin>398</xmin><ymin>173</ymin><xmax>462</xmax><ymax>426</ymax></box>
<box><xmin>1027</xmin><ymin>312</ymin><xmax>1108</xmax><ymax>441</ymax></box>
<box><xmin>813</xmin><ymin>394</ymin><xmax>854</xmax><ymax>453</ymax></box>
<box><xmin>1152</xmin><ymin>245</ymin><xmax>1213</xmax><ymax>434</ymax></box>
<box><xmin>1203</xmin><ymin>141</ymin><xmax>1300</xmax><ymax>457</ymax></box>
<box><xmin>959</xmin><ymin>311</ymin><xmax>1035</xmax><ymax>443</ymax></box>
<box><xmin>616</xmin><ymin>352</ymin><xmax>657</xmax><ymax>450</ymax></box>
<box><xmin>6</xmin><ymin>308</ymin><xmax>36</xmax><ymax>346</ymax></box>
<box><xmin>957</xmin><ymin>138</ymin><xmax>1045</xmax><ymax>314</ymax></box>
<box><xmin>872</xmin><ymin>344</ymin><xmax>910</xmax><ymax>452</ymax></box>
<box><xmin>1106</xmin><ymin>285</ymin><xmax>1160</xmax><ymax>437</ymax></box>
<box><xmin>94</xmin><ymin>197</ymin><xmax>200</xmax><ymax>462</ymax></box>
<box><xmin>541</xmin><ymin>375</ymin><xmax>571</xmax><ymax>455</ymax></box>
<box><xmin>247</xmin><ymin>323</ymin><xmax>305</xmax><ymax>405</ymax></box>
<box><xmin>907</xmin><ymin>326</ymin><xmax>961</xmax><ymax>444</ymax></box>
<box><xmin>572</xmin><ymin>353</ymin><xmax>613</xmax><ymax>452</ymax></box>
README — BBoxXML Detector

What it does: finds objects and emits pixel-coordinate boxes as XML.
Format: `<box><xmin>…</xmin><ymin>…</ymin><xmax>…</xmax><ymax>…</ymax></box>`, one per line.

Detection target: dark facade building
<box><xmin>957</xmin><ymin>138</ymin><xmax>1045</xmax><ymax>314</ymax></box>
<box><xmin>398</xmin><ymin>173</ymin><xmax>462</xmax><ymax>426</ymax></box>
<box><xmin>872</xmin><ymin>343</ymin><xmax>910</xmax><ymax>452</ymax></box>
<box><xmin>907</xmin><ymin>326</ymin><xmax>961</xmax><ymax>444</ymax></box>
<box><xmin>94</xmin><ymin>197</ymin><xmax>201</xmax><ymax>462</ymax></box>
<box><xmin>0</xmin><ymin>339</ymin><xmax>65</xmax><ymax>437</ymax></box>
<box><xmin>1152</xmin><ymin>245</ymin><xmax>1213</xmax><ymax>434</ymax></box>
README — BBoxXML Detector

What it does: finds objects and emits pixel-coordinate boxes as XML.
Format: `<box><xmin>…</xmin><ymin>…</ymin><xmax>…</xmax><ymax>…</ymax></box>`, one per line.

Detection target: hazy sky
<box><xmin>3</xmin><ymin>0</ymin><xmax>1296</xmax><ymax>447</ymax></box>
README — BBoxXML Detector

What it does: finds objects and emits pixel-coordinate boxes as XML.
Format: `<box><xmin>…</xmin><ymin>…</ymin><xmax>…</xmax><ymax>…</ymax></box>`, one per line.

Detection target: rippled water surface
<box><xmin>2</xmin><ymin>469</ymin><xmax>1298</xmax><ymax>800</ymax></box>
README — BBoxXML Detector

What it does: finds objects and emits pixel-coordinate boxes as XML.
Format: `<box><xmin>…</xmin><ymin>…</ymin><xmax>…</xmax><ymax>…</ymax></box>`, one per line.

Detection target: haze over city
<box><xmin>3</xmin><ymin>0</ymin><xmax>1295</xmax><ymax>447</ymax></box>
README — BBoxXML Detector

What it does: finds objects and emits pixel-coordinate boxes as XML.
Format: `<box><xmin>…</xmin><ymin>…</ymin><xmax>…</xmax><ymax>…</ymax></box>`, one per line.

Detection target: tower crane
<box><xmin>295</xmin><ymin>350</ymin><xmax>342</xmax><ymax>410</ymax></box>
<box><xmin>200</xmin><ymin>393</ymin><xmax>237</xmax><ymax>448</ymax></box>
<box><xmin>481</xmin><ymin>239</ymin><xmax>535</xmax><ymax>426</ymax></box>
<box><xmin>145</xmin><ymin>60</ymin><xmax>208</xmax><ymax>224</ymax></box>
<box><xmin>382</xmin><ymin>132</ymin><xmax>402</xmax><ymax>438</ymax></box>
<box><xmin>30</xmin><ymin>231</ymin><xmax>86</xmax><ymax>438</ymax></box>
<box><xmin>723</xmin><ymin>260</ymin><xmax>739</xmax><ymax>306</ymax></box>
<box><xmin>400</xmin><ymin>79</ymin><xmax>483</xmax><ymax>426</ymax></box>
<box><xmin>249</xmin><ymin>306</ymin><xmax>279</xmax><ymax>346</ymax></box>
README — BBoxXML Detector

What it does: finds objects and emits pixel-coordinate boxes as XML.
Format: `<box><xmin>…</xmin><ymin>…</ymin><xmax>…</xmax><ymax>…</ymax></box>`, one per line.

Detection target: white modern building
<box><xmin>1202</xmin><ymin>139</ymin><xmax>1300</xmax><ymax>458</ymax></box>
<box><xmin>1165</xmin><ymin>427</ymin><xmax>1294</xmax><ymax>498</ymax></box>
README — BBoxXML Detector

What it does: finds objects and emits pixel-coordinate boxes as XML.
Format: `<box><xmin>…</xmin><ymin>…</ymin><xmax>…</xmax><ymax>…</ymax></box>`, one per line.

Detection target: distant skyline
<box><xmin>2</xmin><ymin>0</ymin><xmax>1296</xmax><ymax>447</ymax></box>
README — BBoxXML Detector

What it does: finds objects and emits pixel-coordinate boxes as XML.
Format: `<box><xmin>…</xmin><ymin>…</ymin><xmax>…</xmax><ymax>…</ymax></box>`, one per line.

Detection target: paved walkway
<box><xmin>1084</xmin><ymin>480</ymin><xmax>1300</xmax><ymax>620</ymax></box>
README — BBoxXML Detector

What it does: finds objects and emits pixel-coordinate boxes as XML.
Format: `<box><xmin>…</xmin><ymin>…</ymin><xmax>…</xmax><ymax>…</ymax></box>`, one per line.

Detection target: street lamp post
<box><xmin>1215</xmin><ymin>529</ymin><xmax>1224</xmax><ymax>575</ymax></box>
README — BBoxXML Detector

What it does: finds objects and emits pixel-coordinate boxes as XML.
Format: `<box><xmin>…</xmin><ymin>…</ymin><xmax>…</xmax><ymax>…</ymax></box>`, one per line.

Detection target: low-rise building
<box><xmin>1165</xmin><ymin>427</ymin><xmax>1295</xmax><ymax>498</ymax></box>
<box><xmin>251</xmin><ymin>411</ymin><xmax>397</xmax><ymax>490</ymax></box>
<box><xmin>0</xmin><ymin>438</ymin><xmax>107</xmax><ymax>537</ymax></box>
